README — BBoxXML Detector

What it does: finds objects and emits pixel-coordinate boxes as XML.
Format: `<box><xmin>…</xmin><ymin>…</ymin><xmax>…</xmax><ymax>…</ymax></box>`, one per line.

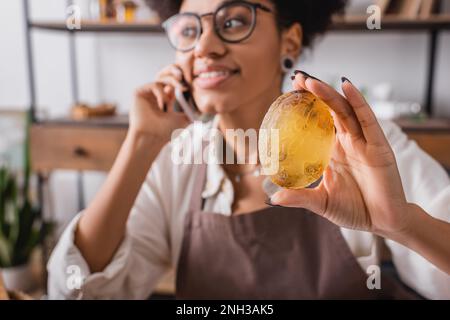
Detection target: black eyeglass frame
<box><xmin>162</xmin><ymin>0</ymin><xmax>273</xmax><ymax>52</ymax></box>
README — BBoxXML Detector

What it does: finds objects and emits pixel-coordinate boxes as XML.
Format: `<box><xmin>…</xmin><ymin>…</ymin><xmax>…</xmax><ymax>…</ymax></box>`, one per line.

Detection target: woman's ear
<box><xmin>280</xmin><ymin>23</ymin><xmax>303</xmax><ymax>59</ymax></box>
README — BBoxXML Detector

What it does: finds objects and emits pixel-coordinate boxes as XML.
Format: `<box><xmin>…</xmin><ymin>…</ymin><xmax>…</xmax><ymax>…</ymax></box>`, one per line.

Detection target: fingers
<box><xmin>270</xmin><ymin>184</ymin><xmax>328</xmax><ymax>216</ymax></box>
<box><xmin>156</xmin><ymin>64</ymin><xmax>183</xmax><ymax>82</ymax></box>
<box><xmin>155</xmin><ymin>64</ymin><xmax>190</xmax><ymax>113</ymax></box>
<box><xmin>136</xmin><ymin>83</ymin><xmax>174</xmax><ymax>113</ymax></box>
<box><xmin>292</xmin><ymin>72</ymin><xmax>364</xmax><ymax>139</ymax></box>
<box><xmin>292</xmin><ymin>72</ymin><xmax>307</xmax><ymax>90</ymax></box>
<box><xmin>156</xmin><ymin>64</ymin><xmax>189</xmax><ymax>91</ymax></box>
<box><xmin>341</xmin><ymin>79</ymin><xmax>388</xmax><ymax>146</ymax></box>
<box><xmin>163</xmin><ymin>84</ymin><xmax>174</xmax><ymax>99</ymax></box>
<box><xmin>158</xmin><ymin>75</ymin><xmax>188</xmax><ymax>92</ymax></box>
<box><xmin>136</xmin><ymin>64</ymin><xmax>192</xmax><ymax>117</ymax></box>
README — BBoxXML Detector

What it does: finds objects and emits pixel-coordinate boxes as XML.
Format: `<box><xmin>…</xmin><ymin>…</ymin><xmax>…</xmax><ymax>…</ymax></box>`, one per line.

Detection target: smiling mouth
<box><xmin>193</xmin><ymin>69</ymin><xmax>240</xmax><ymax>89</ymax></box>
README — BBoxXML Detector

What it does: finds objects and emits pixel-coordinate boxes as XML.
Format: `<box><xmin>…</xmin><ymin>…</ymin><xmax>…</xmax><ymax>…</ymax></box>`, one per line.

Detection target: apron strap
<box><xmin>188</xmin><ymin>162</ymin><xmax>208</xmax><ymax>213</ymax></box>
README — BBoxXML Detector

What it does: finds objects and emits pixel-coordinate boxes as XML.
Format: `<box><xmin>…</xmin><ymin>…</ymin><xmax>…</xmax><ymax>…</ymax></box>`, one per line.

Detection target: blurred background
<box><xmin>0</xmin><ymin>0</ymin><xmax>449</xmax><ymax>298</ymax></box>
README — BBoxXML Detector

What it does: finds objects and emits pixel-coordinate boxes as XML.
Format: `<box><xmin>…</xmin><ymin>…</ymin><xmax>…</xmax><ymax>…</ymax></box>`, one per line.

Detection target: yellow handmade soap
<box><xmin>259</xmin><ymin>90</ymin><xmax>335</xmax><ymax>189</ymax></box>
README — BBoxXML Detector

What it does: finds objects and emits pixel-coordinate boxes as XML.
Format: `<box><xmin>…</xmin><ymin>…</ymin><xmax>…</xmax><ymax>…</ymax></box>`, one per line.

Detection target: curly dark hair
<box><xmin>145</xmin><ymin>0</ymin><xmax>347</xmax><ymax>47</ymax></box>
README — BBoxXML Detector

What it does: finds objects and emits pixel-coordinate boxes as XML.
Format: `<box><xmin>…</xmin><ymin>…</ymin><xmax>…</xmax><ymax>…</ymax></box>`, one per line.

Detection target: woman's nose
<box><xmin>194</xmin><ymin>21</ymin><xmax>227</xmax><ymax>58</ymax></box>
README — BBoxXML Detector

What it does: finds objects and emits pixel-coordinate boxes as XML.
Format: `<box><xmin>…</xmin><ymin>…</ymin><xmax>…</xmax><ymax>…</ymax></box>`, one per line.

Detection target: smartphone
<box><xmin>174</xmin><ymin>88</ymin><xmax>199</xmax><ymax>122</ymax></box>
<box><xmin>174</xmin><ymin>88</ymin><xmax>213</xmax><ymax>123</ymax></box>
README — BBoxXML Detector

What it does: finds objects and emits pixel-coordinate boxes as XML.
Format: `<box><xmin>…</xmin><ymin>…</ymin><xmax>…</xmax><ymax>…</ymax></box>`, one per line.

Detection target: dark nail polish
<box><xmin>294</xmin><ymin>70</ymin><xmax>322</xmax><ymax>82</ymax></box>
<box><xmin>291</xmin><ymin>75</ymin><xmax>296</xmax><ymax>81</ymax></box>
<box><xmin>341</xmin><ymin>77</ymin><xmax>351</xmax><ymax>84</ymax></box>
<box><xmin>264</xmin><ymin>198</ymin><xmax>284</xmax><ymax>208</ymax></box>
<box><xmin>294</xmin><ymin>70</ymin><xmax>310</xmax><ymax>78</ymax></box>
<box><xmin>310</xmin><ymin>74</ymin><xmax>322</xmax><ymax>82</ymax></box>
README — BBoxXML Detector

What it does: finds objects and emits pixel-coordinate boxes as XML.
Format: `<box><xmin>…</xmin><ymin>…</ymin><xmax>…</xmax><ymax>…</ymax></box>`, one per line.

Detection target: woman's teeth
<box><xmin>198</xmin><ymin>71</ymin><xmax>230</xmax><ymax>79</ymax></box>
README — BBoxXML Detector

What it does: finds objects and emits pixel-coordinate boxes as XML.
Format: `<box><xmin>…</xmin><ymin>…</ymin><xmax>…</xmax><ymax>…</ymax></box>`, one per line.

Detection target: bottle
<box><xmin>98</xmin><ymin>0</ymin><xmax>116</xmax><ymax>21</ymax></box>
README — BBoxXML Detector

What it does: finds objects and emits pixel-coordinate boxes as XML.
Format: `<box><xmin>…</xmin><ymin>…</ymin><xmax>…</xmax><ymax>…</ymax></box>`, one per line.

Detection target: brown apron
<box><xmin>175</xmin><ymin>163</ymin><xmax>421</xmax><ymax>299</ymax></box>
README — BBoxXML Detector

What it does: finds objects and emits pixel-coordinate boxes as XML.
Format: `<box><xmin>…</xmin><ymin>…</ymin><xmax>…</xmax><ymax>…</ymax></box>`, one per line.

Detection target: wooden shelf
<box><xmin>30</xmin><ymin>20</ymin><xmax>164</xmax><ymax>33</ymax></box>
<box><xmin>332</xmin><ymin>14</ymin><xmax>450</xmax><ymax>31</ymax></box>
<box><xmin>30</xmin><ymin>15</ymin><xmax>450</xmax><ymax>33</ymax></box>
<box><xmin>38</xmin><ymin>115</ymin><xmax>129</xmax><ymax>128</ymax></box>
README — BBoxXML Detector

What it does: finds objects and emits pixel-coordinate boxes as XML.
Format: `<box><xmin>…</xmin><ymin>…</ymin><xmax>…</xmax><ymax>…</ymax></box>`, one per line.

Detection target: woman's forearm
<box><xmin>388</xmin><ymin>204</ymin><xmax>450</xmax><ymax>275</ymax></box>
<box><xmin>74</xmin><ymin>130</ymin><xmax>166</xmax><ymax>273</ymax></box>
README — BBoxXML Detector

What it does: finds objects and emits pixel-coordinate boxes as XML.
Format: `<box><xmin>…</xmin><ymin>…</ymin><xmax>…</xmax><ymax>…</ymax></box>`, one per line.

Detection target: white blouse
<box><xmin>47</xmin><ymin>116</ymin><xmax>450</xmax><ymax>299</ymax></box>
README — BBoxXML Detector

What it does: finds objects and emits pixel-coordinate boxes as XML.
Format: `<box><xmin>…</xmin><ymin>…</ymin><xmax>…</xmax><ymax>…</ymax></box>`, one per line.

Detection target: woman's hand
<box><xmin>271</xmin><ymin>73</ymin><xmax>412</xmax><ymax>238</ymax></box>
<box><xmin>76</xmin><ymin>64</ymin><xmax>192</xmax><ymax>273</ymax></box>
<box><xmin>130</xmin><ymin>64</ymin><xmax>191</xmax><ymax>142</ymax></box>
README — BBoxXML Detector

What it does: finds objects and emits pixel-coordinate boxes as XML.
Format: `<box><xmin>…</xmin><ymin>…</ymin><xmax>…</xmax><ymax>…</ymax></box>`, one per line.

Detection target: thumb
<box><xmin>271</xmin><ymin>186</ymin><xmax>328</xmax><ymax>216</ymax></box>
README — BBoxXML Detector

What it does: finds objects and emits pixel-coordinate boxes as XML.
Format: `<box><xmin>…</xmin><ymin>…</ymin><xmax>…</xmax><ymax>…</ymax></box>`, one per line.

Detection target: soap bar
<box><xmin>259</xmin><ymin>90</ymin><xmax>335</xmax><ymax>189</ymax></box>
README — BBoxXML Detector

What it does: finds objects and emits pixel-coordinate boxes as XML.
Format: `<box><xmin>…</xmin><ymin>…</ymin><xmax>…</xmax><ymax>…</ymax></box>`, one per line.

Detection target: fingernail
<box><xmin>341</xmin><ymin>77</ymin><xmax>352</xmax><ymax>84</ymax></box>
<box><xmin>264</xmin><ymin>198</ymin><xmax>284</xmax><ymax>208</ymax></box>
<box><xmin>294</xmin><ymin>70</ymin><xmax>310</xmax><ymax>78</ymax></box>
<box><xmin>294</xmin><ymin>70</ymin><xmax>322</xmax><ymax>82</ymax></box>
<box><xmin>290</xmin><ymin>75</ymin><xmax>296</xmax><ymax>81</ymax></box>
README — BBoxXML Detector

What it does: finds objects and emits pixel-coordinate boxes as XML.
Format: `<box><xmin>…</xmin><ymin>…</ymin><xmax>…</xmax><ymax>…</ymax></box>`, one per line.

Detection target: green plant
<box><xmin>0</xmin><ymin>112</ymin><xmax>53</xmax><ymax>268</ymax></box>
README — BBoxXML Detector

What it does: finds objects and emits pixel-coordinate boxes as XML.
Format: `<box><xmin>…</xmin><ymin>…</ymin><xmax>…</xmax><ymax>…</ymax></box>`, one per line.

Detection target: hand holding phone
<box><xmin>174</xmin><ymin>88</ymin><xmax>200</xmax><ymax>122</ymax></box>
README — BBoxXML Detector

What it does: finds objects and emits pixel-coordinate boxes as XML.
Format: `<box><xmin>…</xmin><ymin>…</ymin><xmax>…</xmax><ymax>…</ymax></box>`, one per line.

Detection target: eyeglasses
<box><xmin>162</xmin><ymin>0</ymin><xmax>273</xmax><ymax>52</ymax></box>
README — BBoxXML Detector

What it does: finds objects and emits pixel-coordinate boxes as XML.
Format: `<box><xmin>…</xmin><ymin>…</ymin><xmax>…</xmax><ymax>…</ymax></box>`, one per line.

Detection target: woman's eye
<box><xmin>223</xmin><ymin>18</ymin><xmax>245</xmax><ymax>29</ymax></box>
<box><xmin>181</xmin><ymin>27</ymin><xmax>197</xmax><ymax>38</ymax></box>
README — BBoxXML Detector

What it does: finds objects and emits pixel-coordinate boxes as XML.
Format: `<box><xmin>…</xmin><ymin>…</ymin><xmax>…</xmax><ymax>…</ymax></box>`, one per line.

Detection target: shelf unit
<box><xmin>30</xmin><ymin>15</ymin><xmax>450</xmax><ymax>32</ymax></box>
<box><xmin>332</xmin><ymin>14</ymin><xmax>450</xmax><ymax>30</ymax></box>
<box><xmin>22</xmin><ymin>2</ymin><xmax>450</xmax><ymax>297</ymax></box>
<box><xmin>25</xmin><ymin>15</ymin><xmax>450</xmax><ymax>120</ymax></box>
<box><xmin>23</xmin><ymin>0</ymin><xmax>450</xmax><ymax>194</ymax></box>
<box><xmin>30</xmin><ymin>20</ymin><xmax>164</xmax><ymax>33</ymax></box>
<box><xmin>23</xmin><ymin>0</ymin><xmax>450</xmax><ymax>201</ymax></box>
<box><xmin>23</xmin><ymin>0</ymin><xmax>450</xmax><ymax>189</ymax></box>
